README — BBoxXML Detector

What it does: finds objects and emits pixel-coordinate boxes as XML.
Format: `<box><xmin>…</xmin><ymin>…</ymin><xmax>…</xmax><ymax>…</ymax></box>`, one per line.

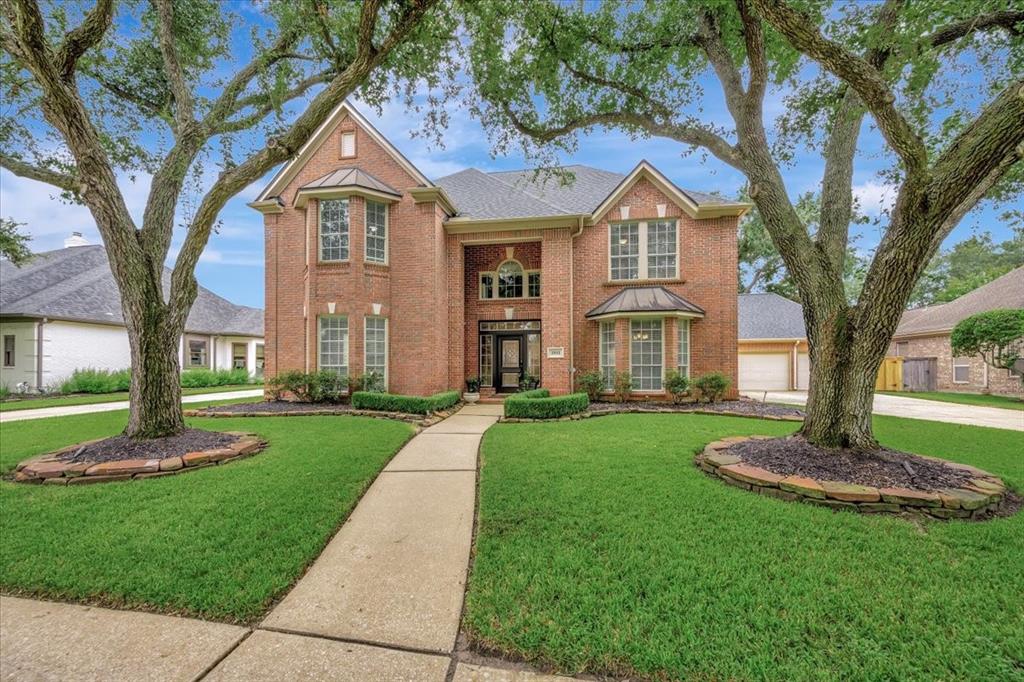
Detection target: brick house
<box><xmin>889</xmin><ymin>266</ymin><xmax>1023</xmax><ymax>396</ymax></box>
<box><xmin>250</xmin><ymin>102</ymin><xmax>750</xmax><ymax>398</ymax></box>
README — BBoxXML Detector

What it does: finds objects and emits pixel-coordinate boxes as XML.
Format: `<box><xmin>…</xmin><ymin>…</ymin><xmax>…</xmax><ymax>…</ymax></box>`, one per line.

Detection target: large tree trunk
<box><xmin>123</xmin><ymin>286</ymin><xmax>185</xmax><ymax>439</ymax></box>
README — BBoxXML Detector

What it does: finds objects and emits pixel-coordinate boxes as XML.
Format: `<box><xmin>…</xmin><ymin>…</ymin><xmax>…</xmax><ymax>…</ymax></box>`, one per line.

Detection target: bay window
<box><xmin>364</xmin><ymin>316</ymin><xmax>387</xmax><ymax>389</ymax></box>
<box><xmin>365</xmin><ymin>200</ymin><xmax>387</xmax><ymax>263</ymax></box>
<box><xmin>677</xmin><ymin>319</ymin><xmax>690</xmax><ymax>378</ymax></box>
<box><xmin>600</xmin><ymin>321</ymin><xmax>616</xmax><ymax>390</ymax></box>
<box><xmin>630</xmin><ymin>319</ymin><xmax>663</xmax><ymax>391</ymax></box>
<box><xmin>319</xmin><ymin>198</ymin><xmax>349</xmax><ymax>261</ymax></box>
<box><xmin>318</xmin><ymin>316</ymin><xmax>349</xmax><ymax>379</ymax></box>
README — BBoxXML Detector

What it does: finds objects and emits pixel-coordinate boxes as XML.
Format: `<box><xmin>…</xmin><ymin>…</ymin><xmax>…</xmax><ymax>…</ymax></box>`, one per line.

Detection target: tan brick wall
<box><xmin>891</xmin><ymin>334</ymin><xmax>1023</xmax><ymax>396</ymax></box>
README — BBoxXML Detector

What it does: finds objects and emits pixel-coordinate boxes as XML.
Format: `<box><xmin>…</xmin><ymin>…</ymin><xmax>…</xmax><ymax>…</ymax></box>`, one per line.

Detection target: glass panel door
<box><xmin>500</xmin><ymin>338</ymin><xmax>522</xmax><ymax>389</ymax></box>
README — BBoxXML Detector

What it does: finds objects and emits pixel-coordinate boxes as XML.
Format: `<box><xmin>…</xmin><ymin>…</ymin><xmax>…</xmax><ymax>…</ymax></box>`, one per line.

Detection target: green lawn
<box><xmin>0</xmin><ymin>411</ymin><xmax>413</xmax><ymax>623</ymax></box>
<box><xmin>0</xmin><ymin>384</ymin><xmax>258</xmax><ymax>412</ymax></box>
<box><xmin>467</xmin><ymin>414</ymin><xmax>1024</xmax><ymax>681</ymax></box>
<box><xmin>881</xmin><ymin>390</ymin><xmax>1024</xmax><ymax>411</ymax></box>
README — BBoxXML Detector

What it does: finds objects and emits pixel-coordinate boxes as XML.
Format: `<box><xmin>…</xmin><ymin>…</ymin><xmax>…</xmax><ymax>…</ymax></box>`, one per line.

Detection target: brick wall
<box><xmin>892</xmin><ymin>334</ymin><xmax>1023</xmax><ymax>396</ymax></box>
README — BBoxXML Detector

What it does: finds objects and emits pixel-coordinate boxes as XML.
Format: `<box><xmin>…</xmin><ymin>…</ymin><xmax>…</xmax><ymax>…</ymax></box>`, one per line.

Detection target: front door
<box><xmin>498</xmin><ymin>336</ymin><xmax>523</xmax><ymax>391</ymax></box>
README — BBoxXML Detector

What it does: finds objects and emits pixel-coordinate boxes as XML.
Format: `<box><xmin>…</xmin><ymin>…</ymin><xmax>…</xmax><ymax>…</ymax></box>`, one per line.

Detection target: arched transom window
<box><xmin>479</xmin><ymin>259</ymin><xmax>540</xmax><ymax>300</ymax></box>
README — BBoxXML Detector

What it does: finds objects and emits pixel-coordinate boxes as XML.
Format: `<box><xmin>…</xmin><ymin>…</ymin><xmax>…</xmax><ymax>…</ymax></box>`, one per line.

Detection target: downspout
<box><xmin>568</xmin><ymin>216</ymin><xmax>585</xmax><ymax>391</ymax></box>
<box><xmin>35</xmin><ymin>318</ymin><xmax>46</xmax><ymax>392</ymax></box>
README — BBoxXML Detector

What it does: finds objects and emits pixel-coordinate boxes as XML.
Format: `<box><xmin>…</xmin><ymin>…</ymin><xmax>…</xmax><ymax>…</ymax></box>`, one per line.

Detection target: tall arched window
<box><xmin>497</xmin><ymin>260</ymin><xmax>524</xmax><ymax>298</ymax></box>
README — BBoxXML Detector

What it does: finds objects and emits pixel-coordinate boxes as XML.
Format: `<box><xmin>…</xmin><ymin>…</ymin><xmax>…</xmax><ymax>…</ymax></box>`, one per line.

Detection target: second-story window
<box><xmin>320</xmin><ymin>198</ymin><xmax>349</xmax><ymax>261</ymax></box>
<box><xmin>366</xmin><ymin>200</ymin><xmax>387</xmax><ymax>263</ymax></box>
<box><xmin>479</xmin><ymin>260</ymin><xmax>541</xmax><ymax>300</ymax></box>
<box><xmin>609</xmin><ymin>220</ymin><xmax>678</xmax><ymax>280</ymax></box>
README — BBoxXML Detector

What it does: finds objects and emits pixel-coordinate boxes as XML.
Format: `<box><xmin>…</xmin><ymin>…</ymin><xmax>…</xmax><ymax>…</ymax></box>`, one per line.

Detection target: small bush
<box><xmin>352</xmin><ymin>390</ymin><xmax>461</xmax><ymax>415</ymax></box>
<box><xmin>504</xmin><ymin>389</ymin><xmax>589</xmax><ymax>419</ymax></box>
<box><xmin>614</xmin><ymin>371</ymin><xmax>632</xmax><ymax>403</ymax></box>
<box><xmin>0</xmin><ymin>384</ymin><xmax>10</xmax><ymax>399</ymax></box>
<box><xmin>577</xmin><ymin>371</ymin><xmax>605</xmax><ymax>401</ymax></box>
<box><xmin>348</xmin><ymin>372</ymin><xmax>385</xmax><ymax>394</ymax></box>
<box><xmin>664</xmin><ymin>369</ymin><xmax>690</xmax><ymax>404</ymax></box>
<box><xmin>694</xmin><ymin>372</ymin><xmax>730</xmax><ymax>403</ymax></box>
<box><xmin>61</xmin><ymin>368</ymin><xmax>131</xmax><ymax>394</ymax></box>
<box><xmin>180</xmin><ymin>368</ymin><xmax>250</xmax><ymax>388</ymax></box>
<box><xmin>308</xmin><ymin>370</ymin><xmax>347</xmax><ymax>403</ymax></box>
<box><xmin>465</xmin><ymin>376</ymin><xmax>481</xmax><ymax>392</ymax></box>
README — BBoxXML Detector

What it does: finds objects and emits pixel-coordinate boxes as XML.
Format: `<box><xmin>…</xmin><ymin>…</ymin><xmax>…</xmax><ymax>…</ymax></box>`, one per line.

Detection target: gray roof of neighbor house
<box><xmin>299</xmin><ymin>167</ymin><xmax>401</xmax><ymax>197</ymax></box>
<box><xmin>0</xmin><ymin>245</ymin><xmax>264</xmax><ymax>337</ymax></box>
<box><xmin>434</xmin><ymin>164</ymin><xmax>732</xmax><ymax>220</ymax></box>
<box><xmin>894</xmin><ymin>266</ymin><xmax>1024</xmax><ymax>337</ymax></box>
<box><xmin>738</xmin><ymin>293</ymin><xmax>807</xmax><ymax>340</ymax></box>
<box><xmin>586</xmin><ymin>286</ymin><xmax>705</xmax><ymax>319</ymax></box>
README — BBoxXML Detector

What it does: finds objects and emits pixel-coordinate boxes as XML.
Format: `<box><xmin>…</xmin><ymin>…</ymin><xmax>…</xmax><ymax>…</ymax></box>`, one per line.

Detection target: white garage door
<box><xmin>739</xmin><ymin>353</ymin><xmax>790</xmax><ymax>391</ymax></box>
<box><xmin>797</xmin><ymin>353</ymin><xmax>811</xmax><ymax>390</ymax></box>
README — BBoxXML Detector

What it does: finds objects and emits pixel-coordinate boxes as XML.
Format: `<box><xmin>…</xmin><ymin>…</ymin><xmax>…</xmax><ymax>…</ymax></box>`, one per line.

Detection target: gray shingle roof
<box><xmin>894</xmin><ymin>266</ymin><xmax>1024</xmax><ymax>337</ymax></box>
<box><xmin>1</xmin><ymin>245</ymin><xmax>264</xmax><ymax>337</ymax></box>
<box><xmin>586</xmin><ymin>286</ymin><xmax>705</xmax><ymax>318</ymax></box>
<box><xmin>434</xmin><ymin>164</ymin><xmax>735</xmax><ymax>220</ymax></box>
<box><xmin>738</xmin><ymin>293</ymin><xmax>806</xmax><ymax>340</ymax></box>
<box><xmin>299</xmin><ymin>167</ymin><xmax>400</xmax><ymax>197</ymax></box>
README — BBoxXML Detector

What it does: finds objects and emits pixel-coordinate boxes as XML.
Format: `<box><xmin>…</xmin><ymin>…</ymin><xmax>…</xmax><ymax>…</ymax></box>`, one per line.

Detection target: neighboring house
<box><xmin>737</xmin><ymin>292</ymin><xmax>809</xmax><ymax>391</ymax></box>
<box><xmin>890</xmin><ymin>266</ymin><xmax>1024</xmax><ymax>395</ymax></box>
<box><xmin>1</xmin><ymin>234</ymin><xmax>265</xmax><ymax>392</ymax></box>
<box><xmin>250</xmin><ymin>102</ymin><xmax>750</xmax><ymax>398</ymax></box>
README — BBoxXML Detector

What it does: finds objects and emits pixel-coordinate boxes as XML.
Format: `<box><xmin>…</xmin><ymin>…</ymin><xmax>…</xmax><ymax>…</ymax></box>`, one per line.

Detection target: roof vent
<box><xmin>64</xmin><ymin>232</ymin><xmax>90</xmax><ymax>248</ymax></box>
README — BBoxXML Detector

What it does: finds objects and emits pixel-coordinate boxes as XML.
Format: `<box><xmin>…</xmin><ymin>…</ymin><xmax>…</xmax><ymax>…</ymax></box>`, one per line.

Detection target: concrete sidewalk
<box><xmin>2</xmin><ymin>404</ymin><xmax>578</xmax><ymax>681</ymax></box>
<box><xmin>0</xmin><ymin>389</ymin><xmax>263</xmax><ymax>423</ymax></box>
<box><xmin>742</xmin><ymin>390</ymin><xmax>1024</xmax><ymax>431</ymax></box>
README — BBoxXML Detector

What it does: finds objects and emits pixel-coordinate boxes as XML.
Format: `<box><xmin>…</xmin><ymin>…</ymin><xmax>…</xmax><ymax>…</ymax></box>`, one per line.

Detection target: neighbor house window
<box><xmin>318</xmin><ymin>316</ymin><xmax>349</xmax><ymax>379</ymax></box>
<box><xmin>894</xmin><ymin>341</ymin><xmax>908</xmax><ymax>357</ymax></box>
<box><xmin>600</xmin><ymin>322</ymin><xmax>615</xmax><ymax>390</ymax></box>
<box><xmin>952</xmin><ymin>356</ymin><xmax>970</xmax><ymax>384</ymax></box>
<box><xmin>610</xmin><ymin>220</ymin><xmax>678</xmax><ymax>280</ymax></box>
<box><xmin>232</xmin><ymin>343</ymin><xmax>247</xmax><ymax>370</ymax></box>
<box><xmin>188</xmin><ymin>339</ymin><xmax>208</xmax><ymax>368</ymax></box>
<box><xmin>479</xmin><ymin>334</ymin><xmax>494</xmax><ymax>387</ymax></box>
<box><xmin>365</xmin><ymin>200</ymin><xmax>387</xmax><ymax>263</ymax></box>
<box><xmin>3</xmin><ymin>335</ymin><xmax>14</xmax><ymax>367</ymax></box>
<box><xmin>479</xmin><ymin>260</ymin><xmax>540</xmax><ymax>299</ymax></box>
<box><xmin>255</xmin><ymin>344</ymin><xmax>265</xmax><ymax>378</ymax></box>
<box><xmin>319</xmin><ymin>198</ymin><xmax>349</xmax><ymax>261</ymax></box>
<box><xmin>677</xmin><ymin>319</ymin><xmax>690</xmax><ymax>378</ymax></box>
<box><xmin>364</xmin><ymin>316</ymin><xmax>387</xmax><ymax>389</ymax></box>
<box><xmin>340</xmin><ymin>131</ymin><xmax>356</xmax><ymax>158</ymax></box>
<box><xmin>631</xmin><ymin>319</ymin><xmax>663</xmax><ymax>391</ymax></box>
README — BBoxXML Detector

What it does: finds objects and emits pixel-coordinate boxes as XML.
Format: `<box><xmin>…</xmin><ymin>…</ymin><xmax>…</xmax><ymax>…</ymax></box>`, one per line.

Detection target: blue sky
<box><xmin>0</xmin><ymin>6</ymin><xmax>1017</xmax><ymax>310</ymax></box>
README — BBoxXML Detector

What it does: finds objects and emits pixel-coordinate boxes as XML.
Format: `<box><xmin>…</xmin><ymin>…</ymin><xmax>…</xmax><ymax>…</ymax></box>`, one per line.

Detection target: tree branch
<box><xmin>55</xmin><ymin>0</ymin><xmax>114</xmax><ymax>80</ymax></box>
<box><xmin>154</xmin><ymin>0</ymin><xmax>194</xmax><ymax>128</ymax></box>
<box><xmin>929</xmin><ymin>10</ymin><xmax>1024</xmax><ymax>48</ymax></box>
<box><xmin>0</xmin><ymin>152</ymin><xmax>77</xmax><ymax>191</ymax></box>
<box><xmin>736</xmin><ymin>0</ymin><xmax>767</xmax><ymax>103</ymax></box>
<box><xmin>218</xmin><ymin>69</ymin><xmax>336</xmax><ymax>134</ymax></box>
<box><xmin>751</xmin><ymin>0</ymin><xmax>928</xmax><ymax>175</ymax></box>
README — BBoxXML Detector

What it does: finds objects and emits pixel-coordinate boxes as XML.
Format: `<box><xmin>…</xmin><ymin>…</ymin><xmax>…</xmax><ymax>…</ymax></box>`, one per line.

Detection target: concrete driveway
<box><xmin>741</xmin><ymin>390</ymin><xmax>1024</xmax><ymax>432</ymax></box>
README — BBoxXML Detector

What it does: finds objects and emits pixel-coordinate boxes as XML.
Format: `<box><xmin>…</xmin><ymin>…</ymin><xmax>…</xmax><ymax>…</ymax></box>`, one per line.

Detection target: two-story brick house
<box><xmin>250</xmin><ymin>102</ymin><xmax>749</xmax><ymax>397</ymax></box>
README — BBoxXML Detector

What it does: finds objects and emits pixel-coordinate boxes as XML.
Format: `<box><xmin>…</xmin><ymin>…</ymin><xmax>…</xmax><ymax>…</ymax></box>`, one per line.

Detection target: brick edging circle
<box><xmin>12</xmin><ymin>432</ymin><xmax>267</xmax><ymax>486</ymax></box>
<box><xmin>695</xmin><ymin>436</ymin><xmax>1010</xmax><ymax>520</ymax></box>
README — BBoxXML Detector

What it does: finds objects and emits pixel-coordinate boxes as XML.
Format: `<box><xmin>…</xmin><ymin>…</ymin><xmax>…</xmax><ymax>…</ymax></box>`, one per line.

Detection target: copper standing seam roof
<box><xmin>585</xmin><ymin>286</ymin><xmax>705</xmax><ymax>319</ymax></box>
<box><xmin>298</xmin><ymin>167</ymin><xmax>402</xmax><ymax>198</ymax></box>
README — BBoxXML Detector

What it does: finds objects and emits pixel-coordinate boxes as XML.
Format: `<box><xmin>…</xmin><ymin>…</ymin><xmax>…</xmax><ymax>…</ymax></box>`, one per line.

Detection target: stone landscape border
<box><xmin>13</xmin><ymin>432</ymin><xmax>266</xmax><ymax>485</ymax></box>
<box><xmin>183</xmin><ymin>404</ymin><xmax>461</xmax><ymax>427</ymax></box>
<box><xmin>695</xmin><ymin>436</ymin><xmax>1010</xmax><ymax>520</ymax></box>
<box><xmin>500</xmin><ymin>406</ymin><xmax>805</xmax><ymax>423</ymax></box>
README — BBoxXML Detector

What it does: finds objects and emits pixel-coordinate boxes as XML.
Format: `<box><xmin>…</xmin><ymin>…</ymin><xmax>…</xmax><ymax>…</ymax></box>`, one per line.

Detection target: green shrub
<box><xmin>61</xmin><ymin>368</ymin><xmax>131</xmax><ymax>394</ymax></box>
<box><xmin>694</xmin><ymin>372</ymin><xmax>730</xmax><ymax>403</ymax></box>
<box><xmin>349</xmin><ymin>371</ymin><xmax>385</xmax><ymax>393</ymax></box>
<box><xmin>352</xmin><ymin>390</ymin><xmax>461</xmax><ymax>415</ymax></box>
<box><xmin>180</xmin><ymin>368</ymin><xmax>250</xmax><ymax>388</ymax></box>
<box><xmin>504</xmin><ymin>390</ymin><xmax>589</xmax><ymax>419</ymax></box>
<box><xmin>664</xmin><ymin>369</ymin><xmax>690</xmax><ymax>404</ymax></box>
<box><xmin>0</xmin><ymin>384</ymin><xmax>10</xmax><ymax>399</ymax></box>
<box><xmin>576</xmin><ymin>371</ymin><xmax>605</xmax><ymax>401</ymax></box>
<box><xmin>614</xmin><ymin>371</ymin><xmax>632</xmax><ymax>403</ymax></box>
<box><xmin>308</xmin><ymin>370</ymin><xmax>347</xmax><ymax>403</ymax></box>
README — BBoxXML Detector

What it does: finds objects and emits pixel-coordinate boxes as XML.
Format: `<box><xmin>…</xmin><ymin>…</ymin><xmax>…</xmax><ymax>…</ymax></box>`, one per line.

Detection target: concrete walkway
<box><xmin>0</xmin><ymin>389</ymin><xmax>263</xmax><ymax>423</ymax></box>
<box><xmin>742</xmin><ymin>390</ymin><xmax>1024</xmax><ymax>432</ymax></box>
<box><xmin>1</xmin><ymin>403</ymin><xmax>578</xmax><ymax>681</ymax></box>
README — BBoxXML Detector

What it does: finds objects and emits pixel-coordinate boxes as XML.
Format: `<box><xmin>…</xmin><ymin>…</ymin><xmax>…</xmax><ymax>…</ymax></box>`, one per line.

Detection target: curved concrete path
<box><xmin>2</xmin><ymin>404</ymin><xmax>575</xmax><ymax>681</ymax></box>
<box><xmin>742</xmin><ymin>390</ymin><xmax>1024</xmax><ymax>432</ymax></box>
<box><xmin>0</xmin><ymin>389</ymin><xmax>264</xmax><ymax>423</ymax></box>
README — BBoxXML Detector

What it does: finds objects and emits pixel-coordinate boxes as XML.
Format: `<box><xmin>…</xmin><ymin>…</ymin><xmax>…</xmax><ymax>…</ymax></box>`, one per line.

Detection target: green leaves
<box><xmin>951</xmin><ymin>309</ymin><xmax>1024</xmax><ymax>372</ymax></box>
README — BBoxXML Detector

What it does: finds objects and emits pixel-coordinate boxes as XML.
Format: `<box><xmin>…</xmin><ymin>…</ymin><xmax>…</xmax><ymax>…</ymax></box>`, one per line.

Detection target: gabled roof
<box><xmin>738</xmin><ymin>293</ymin><xmax>807</xmax><ymax>340</ymax></box>
<box><xmin>0</xmin><ymin>245</ymin><xmax>264</xmax><ymax>337</ymax></box>
<box><xmin>585</xmin><ymin>286</ymin><xmax>705</xmax><ymax>320</ymax></box>
<box><xmin>894</xmin><ymin>266</ymin><xmax>1024</xmax><ymax>338</ymax></box>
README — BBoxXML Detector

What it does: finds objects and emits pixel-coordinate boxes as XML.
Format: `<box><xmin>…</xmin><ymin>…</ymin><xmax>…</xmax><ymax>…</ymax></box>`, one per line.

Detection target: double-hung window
<box><xmin>630</xmin><ymin>319</ymin><xmax>663</xmax><ymax>391</ymax></box>
<box><xmin>319</xmin><ymin>198</ymin><xmax>349</xmax><ymax>261</ymax></box>
<box><xmin>364</xmin><ymin>316</ymin><xmax>387</xmax><ymax>389</ymax></box>
<box><xmin>319</xmin><ymin>316</ymin><xmax>349</xmax><ymax>379</ymax></box>
<box><xmin>952</xmin><ymin>357</ymin><xmax>970</xmax><ymax>384</ymax></box>
<box><xmin>677</xmin><ymin>319</ymin><xmax>690</xmax><ymax>378</ymax></box>
<box><xmin>600</xmin><ymin>321</ymin><xmax>616</xmax><ymax>390</ymax></box>
<box><xmin>3</xmin><ymin>335</ymin><xmax>14</xmax><ymax>367</ymax></box>
<box><xmin>187</xmin><ymin>338</ymin><xmax>208</xmax><ymax>368</ymax></box>
<box><xmin>365</xmin><ymin>201</ymin><xmax>387</xmax><ymax>263</ymax></box>
<box><xmin>609</xmin><ymin>220</ymin><xmax>677</xmax><ymax>280</ymax></box>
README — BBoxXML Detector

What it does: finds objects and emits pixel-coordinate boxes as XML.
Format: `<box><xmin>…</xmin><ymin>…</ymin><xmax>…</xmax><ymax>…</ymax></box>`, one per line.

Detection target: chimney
<box><xmin>64</xmin><ymin>232</ymin><xmax>90</xmax><ymax>248</ymax></box>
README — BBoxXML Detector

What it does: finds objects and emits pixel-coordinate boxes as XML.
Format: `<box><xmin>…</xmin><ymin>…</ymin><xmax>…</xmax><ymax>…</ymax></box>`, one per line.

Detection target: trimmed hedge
<box><xmin>351</xmin><ymin>389</ymin><xmax>461</xmax><ymax>415</ymax></box>
<box><xmin>504</xmin><ymin>389</ymin><xmax>590</xmax><ymax>419</ymax></box>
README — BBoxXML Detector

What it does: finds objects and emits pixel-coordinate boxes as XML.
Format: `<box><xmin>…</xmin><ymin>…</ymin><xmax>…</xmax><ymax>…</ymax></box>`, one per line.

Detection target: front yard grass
<box><xmin>880</xmin><ymin>389</ymin><xmax>1024</xmax><ymax>411</ymax></box>
<box><xmin>0</xmin><ymin>384</ymin><xmax>257</xmax><ymax>412</ymax></box>
<box><xmin>0</xmin><ymin>411</ymin><xmax>413</xmax><ymax>622</ymax></box>
<box><xmin>467</xmin><ymin>414</ymin><xmax>1024</xmax><ymax>681</ymax></box>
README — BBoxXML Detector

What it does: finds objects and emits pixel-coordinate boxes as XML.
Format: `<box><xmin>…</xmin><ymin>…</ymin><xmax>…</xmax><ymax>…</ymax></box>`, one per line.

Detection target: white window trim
<box><xmin>599</xmin><ymin>321</ymin><xmax>616</xmax><ymax>392</ymax></box>
<box><xmin>952</xmin><ymin>357</ymin><xmax>971</xmax><ymax>384</ymax></box>
<box><xmin>340</xmin><ymin>131</ymin><xmax>356</xmax><ymax>158</ymax></box>
<box><xmin>364</xmin><ymin>200</ymin><xmax>388</xmax><ymax>265</ymax></box>
<box><xmin>677</xmin><ymin>319</ymin><xmax>690</xmax><ymax>378</ymax></box>
<box><xmin>317</xmin><ymin>315</ymin><xmax>349</xmax><ymax>378</ymax></box>
<box><xmin>363</xmin><ymin>316</ymin><xmax>388</xmax><ymax>390</ymax></box>
<box><xmin>2</xmin><ymin>334</ymin><xmax>15</xmax><ymax>368</ymax></box>
<box><xmin>186</xmin><ymin>337</ymin><xmax>209</xmax><ymax>368</ymax></box>
<box><xmin>629</xmin><ymin>318</ymin><xmax>665</xmax><ymax>392</ymax></box>
<box><xmin>478</xmin><ymin>260</ymin><xmax>541</xmax><ymax>300</ymax></box>
<box><xmin>319</xmin><ymin>197</ymin><xmax>350</xmax><ymax>263</ymax></box>
<box><xmin>608</xmin><ymin>219</ymin><xmax>678</xmax><ymax>282</ymax></box>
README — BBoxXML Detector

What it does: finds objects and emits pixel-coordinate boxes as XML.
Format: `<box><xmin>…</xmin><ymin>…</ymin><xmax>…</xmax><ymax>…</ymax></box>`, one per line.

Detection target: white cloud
<box><xmin>852</xmin><ymin>179</ymin><xmax>897</xmax><ymax>216</ymax></box>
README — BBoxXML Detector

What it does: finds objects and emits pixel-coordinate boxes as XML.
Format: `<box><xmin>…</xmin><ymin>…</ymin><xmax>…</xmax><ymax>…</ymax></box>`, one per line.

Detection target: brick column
<box><xmin>541</xmin><ymin>228</ymin><xmax>572</xmax><ymax>394</ymax></box>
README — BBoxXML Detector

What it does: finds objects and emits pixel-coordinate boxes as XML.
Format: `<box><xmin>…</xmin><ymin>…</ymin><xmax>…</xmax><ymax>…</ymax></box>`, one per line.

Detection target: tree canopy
<box><xmin>951</xmin><ymin>309</ymin><xmax>1024</xmax><ymax>375</ymax></box>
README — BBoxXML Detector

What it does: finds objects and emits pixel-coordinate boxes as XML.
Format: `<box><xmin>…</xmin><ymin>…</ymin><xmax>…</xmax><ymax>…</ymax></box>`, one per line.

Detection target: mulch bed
<box><xmin>57</xmin><ymin>429</ymin><xmax>239</xmax><ymax>465</ymax></box>
<box><xmin>588</xmin><ymin>399</ymin><xmax>804</xmax><ymax>419</ymax></box>
<box><xmin>189</xmin><ymin>400</ymin><xmax>352</xmax><ymax>415</ymax></box>
<box><xmin>729</xmin><ymin>436</ymin><xmax>971</xmax><ymax>491</ymax></box>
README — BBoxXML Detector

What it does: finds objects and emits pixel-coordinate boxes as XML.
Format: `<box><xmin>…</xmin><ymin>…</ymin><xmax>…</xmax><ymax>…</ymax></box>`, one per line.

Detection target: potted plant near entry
<box><xmin>464</xmin><ymin>376</ymin><xmax>481</xmax><ymax>403</ymax></box>
<box><xmin>519</xmin><ymin>372</ymin><xmax>540</xmax><ymax>391</ymax></box>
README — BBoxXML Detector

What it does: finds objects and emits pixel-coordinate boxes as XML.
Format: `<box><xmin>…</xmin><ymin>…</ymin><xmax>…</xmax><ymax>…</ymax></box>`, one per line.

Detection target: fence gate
<box><xmin>902</xmin><ymin>357</ymin><xmax>937</xmax><ymax>392</ymax></box>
